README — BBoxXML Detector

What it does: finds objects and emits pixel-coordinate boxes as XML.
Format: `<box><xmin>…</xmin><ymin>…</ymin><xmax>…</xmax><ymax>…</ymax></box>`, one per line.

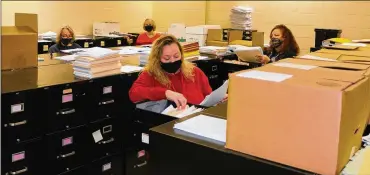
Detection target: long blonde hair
<box><xmin>145</xmin><ymin>34</ymin><xmax>195</xmax><ymax>87</ymax></box>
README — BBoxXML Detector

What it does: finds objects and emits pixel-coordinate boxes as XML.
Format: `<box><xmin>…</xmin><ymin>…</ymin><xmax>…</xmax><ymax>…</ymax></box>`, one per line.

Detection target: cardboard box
<box><xmin>185</xmin><ymin>25</ymin><xmax>221</xmax><ymax>47</ymax></box>
<box><xmin>168</xmin><ymin>23</ymin><xmax>186</xmax><ymax>41</ymax></box>
<box><xmin>299</xmin><ymin>52</ymin><xmax>370</xmax><ymax>65</ymax></box>
<box><xmin>1</xmin><ymin>13</ymin><xmax>38</xmax><ymax>70</ymax></box>
<box><xmin>316</xmin><ymin>48</ymin><xmax>370</xmax><ymax>58</ymax></box>
<box><xmin>93</xmin><ymin>22</ymin><xmax>120</xmax><ymax>36</ymax></box>
<box><xmin>227</xmin><ymin>65</ymin><xmax>370</xmax><ymax>175</ymax></box>
<box><xmin>206</xmin><ymin>41</ymin><xmax>228</xmax><ymax>47</ymax></box>
<box><xmin>207</xmin><ymin>29</ymin><xmax>224</xmax><ymax>42</ymax></box>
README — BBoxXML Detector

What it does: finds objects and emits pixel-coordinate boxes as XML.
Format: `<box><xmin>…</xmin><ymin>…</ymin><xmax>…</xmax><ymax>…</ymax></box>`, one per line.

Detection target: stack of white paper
<box><xmin>173</xmin><ymin>114</ymin><xmax>227</xmax><ymax>143</ymax></box>
<box><xmin>120</xmin><ymin>65</ymin><xmax>144</xmax><ymax>73</ymax></box>
<box><xmin>230</xmin><ymin>6</ymin><xmax>253</xmax><ymax>30</ymax></box>
<box><xmin>161</xmin><ymin>105</ymin><xmax>204</xmax><ymax>118</ymax></box>
<box><xmin>55</xmin><ymin>55</ymin><xmax>78</xmax><ymax>62</ymax></box>
<box><xmin>38</xmin><ymin>31</ymin><xmax>57</xmax><ymax>39</ymax></box>
<box><xmin>199</xmin><ymin>46</ymin><xmax>228</xmax><ymax>56</ymax></box>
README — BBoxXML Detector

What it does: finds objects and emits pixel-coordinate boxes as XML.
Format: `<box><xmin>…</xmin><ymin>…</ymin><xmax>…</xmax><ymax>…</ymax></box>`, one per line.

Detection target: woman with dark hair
<box><xmin>257</xmin><ymin>24</ymin><xmax>300</xmax><ymax>64</ymax></box>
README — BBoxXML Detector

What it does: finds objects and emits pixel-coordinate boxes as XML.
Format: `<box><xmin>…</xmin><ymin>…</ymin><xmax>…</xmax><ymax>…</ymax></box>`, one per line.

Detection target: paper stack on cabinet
<box><xmin>199</xmin><ymin>46</ymin><xmax>228</xmax><ymax>57</ymax></box>
<box><xmin>230</xmin><ymin>6</ymin><xmax>253</xmax><ymax>30</ymax></box>
<box><xmin>72</xmin><ymin>47</ymin><xmax>122</xmax><ymax>79</ymax></box>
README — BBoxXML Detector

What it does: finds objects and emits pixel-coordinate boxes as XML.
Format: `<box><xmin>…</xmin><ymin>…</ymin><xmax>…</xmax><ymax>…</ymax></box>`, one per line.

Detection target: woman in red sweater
<box><xmin>135</xmin><ymin>19</ymin><xmax>161</xmax><ymax>45</ymax></box>
<box><xmin>129</xmin><ymin>34</ymin><xmax>213</xmax><ymax>109</ymax></box>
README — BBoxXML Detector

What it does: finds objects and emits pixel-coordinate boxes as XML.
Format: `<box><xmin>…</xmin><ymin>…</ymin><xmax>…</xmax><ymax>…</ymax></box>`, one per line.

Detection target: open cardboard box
<box><xmin>299</xmin><ymin>52</ymin><xmax>370</xmax><ymax>65</ymax></box>
<box><xmin>226</xmin><ymin>63</ymin><xmax>370</xmax><ymax>175</ymax></box>
<box><xmin>2</xmin><ymin>13</ymin><xmax>38</xmax><ymax>70</ymax></box>
<box><xmin>206</xmin><ymin>29</ymin><xmax>264</xmax><ymax>48</ymax></box>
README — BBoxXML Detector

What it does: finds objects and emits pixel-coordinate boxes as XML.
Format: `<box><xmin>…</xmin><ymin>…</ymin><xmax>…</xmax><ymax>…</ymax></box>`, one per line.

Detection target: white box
<box><xmin>186</xmin><ymin>34</ymin><xmax>207</xmax><ymax>47</ymax></box>
<box><xmin>168</xmin><ymin>23</ymin><xmax>186</xmax><ymax>40</ymax></box>
<box><xmin>185</xmin><ymin>25</ymin><xmax>221</xmax><ymax>35</ymax></box>
<box><xmin>93</xmin><ymin>22</ymin><xmax>120</xmax><ymax>36</ymax></box>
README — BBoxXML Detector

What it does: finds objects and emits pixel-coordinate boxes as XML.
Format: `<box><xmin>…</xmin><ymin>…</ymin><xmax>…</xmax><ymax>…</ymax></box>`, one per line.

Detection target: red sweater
<box><xmin>136</xmin><ymin>33</ymin><xmax>161</xmax><ymax>45</ymax></box>
<box><xmin>129</xmin><ymin>67</ymin><xmax>212</xmax><ymax>105</ymax></box>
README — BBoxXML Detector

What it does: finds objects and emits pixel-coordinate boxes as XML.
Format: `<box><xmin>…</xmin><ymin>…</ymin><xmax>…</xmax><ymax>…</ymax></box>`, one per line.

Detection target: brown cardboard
<box><xmin>206</xmin><ymin>29</ymin><xmax>223</xmax><ymax>41</ymax></box>
<box><xmin>15</xmin><ymin>13</ymin><xmax>38</xmax><ymax>33</ymax></box>
<box><xmin>226</xmin><ymin>66</ymin><xmax>370</xmax><ymax>175</ymax></box>
<box><xmin>316</xmin><ymin>48</ymin><xmax>370</xmax><ymax>58</ymax></box>
<box><xmin>206</xmin><ymin>41</ymin><xmax>228</xmax><ymax>47</ymax></box>
<box><xmin>228</xmin><ymin>30</ymin><xmax>243</xmax><ymax>43</ymax></box>
<box><xmin>251</xmin><ymin>32</ymin><xmax>264</xmax><ymax>48</ymax></box>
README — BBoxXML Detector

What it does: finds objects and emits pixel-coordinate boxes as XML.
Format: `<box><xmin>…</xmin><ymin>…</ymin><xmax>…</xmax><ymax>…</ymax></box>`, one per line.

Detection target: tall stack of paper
<box><xmin>72</xmin><ymin>47</ymin><xmax>122</xmax><ymax>79</ymax></box>
<box><xmin>230</xmin><ymin>6</ymin><xmax>253</xmax><ymax>30</ymax></box>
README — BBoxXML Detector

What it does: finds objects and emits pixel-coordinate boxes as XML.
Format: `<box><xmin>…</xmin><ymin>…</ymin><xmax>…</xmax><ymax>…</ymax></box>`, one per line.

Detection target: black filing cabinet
<box><xmin>88</xmin><ymin>154</ymin><xmax>124</xmax><ymax>175</ymax></box>
<box><xmin>45</xmin><ymin>82</ymin><xmax>88</xmax><ymax>133</ymax></box>
<box><xmin>75</xmin><ymin>38</ymin><xmax>94</xmax><ymax>48</ymax></box>
<box><xmin>44</xmin><ymin>125</ymin><xmax>87</xmax><ymax>175</ymax></box>
<box><xmin>194</xmin><ymin>59</ymin><xmax>224</xmax><ymax>90</ymax></box>
<box><xmin>2</xmin><ymin>89</ymin><xmax>46</xmax><ymax>145</ymax></box>
<box><xmin>87</xmin><ymin>117</ymin><xmax>122</xmax><ymax>161</ymax></box>
<box><xmin>2</xmin><ymin>138</ymin><xmax>42</xmax><ymax>175</ymax></box>
<box><xmin>38</xmin><ymin>40</ymin><xmax>54</xmax><ymax>54</ymax></box>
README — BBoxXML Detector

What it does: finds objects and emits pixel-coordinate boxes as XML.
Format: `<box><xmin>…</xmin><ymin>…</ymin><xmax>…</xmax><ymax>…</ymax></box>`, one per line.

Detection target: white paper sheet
<box><xmin>174</xmin><ymin>114</ymin><xmax>227</xmax><ymax>143</ymax></box>
<box><xmin>342</xmin><ymin>43</ymin><xmax>368</xmax><ymax>47</ymax></box>
<box><xmin>200</xmin><ymin>80</ymin><xmax>229</xmax><ymax>107</ymax></box>
<box><xmin>120</xmin><ymin>65</ymin><xmax>143</xmax><ymax>73</ymax></box>
<box><xmin>300</xmin><ymin>55</ymin><xmax>337</xmax><ymax>62</ymax></box>
<box><xmin>273</xmin><ymin>62</ymin><xmax>318</xmax><ymax>70</ymax></box>
<box><xmin>237</xmin><ymin>70</ymin><xmax>292</xmax><ymax>82</ymax></box>
<box><xmin>55</xmin><ymin>55</ymin><xmax>78</xmax><ymax>61</ymax></box>
<box><xmin>92</xmin><ymin>130</ymin><xmax>103</xmax><ymax>143</ymax></box>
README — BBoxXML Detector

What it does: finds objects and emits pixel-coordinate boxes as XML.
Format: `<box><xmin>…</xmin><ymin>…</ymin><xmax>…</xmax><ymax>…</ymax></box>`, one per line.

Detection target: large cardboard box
<box><xmin>299</xmin><ymin>52</ymin><xmax>370</xmax><ymax>65</ymax></box>
<box><xmin>1</xmin><ymin>13</ymin><xmax>38</xmax><ymax>70</ymax></box>
<box><xmin>315</xmin><ymin>48</ymin><xmax>370</xmax><ymax>59</ymax></box>
<box><xmin>226</xmin><ymin>65</ymin><xmax>370</xmax><ymax>175</ymax></box>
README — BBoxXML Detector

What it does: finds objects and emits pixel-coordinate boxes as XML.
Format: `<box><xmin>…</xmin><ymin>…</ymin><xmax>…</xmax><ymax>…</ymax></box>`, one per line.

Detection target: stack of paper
<box><xmin>173</xmin><ymin>114</ymin><xmax>227</xmax><ymax>143</ymax></box>
<box><xmin>38</xmin><ymin>31</ymin><xmax>57</xmax><ymax>39</ymax></box>
<box><xmin>230</xmin><ymin>6</ymin><xmax>253</xmax><ymax>30</ymax></box>
<box><xmin>161</xmin><ymin>104</ymin><xmax>204</xmax><ymax>118</ymax></box>
<box><xmin>72</xmin><ymin>47</ymin><xmax>122</xmax><ymax>79</ymax></box>
<box><xmin>199</xmin><ymin>46</ymin><xmax>228</xmax><ymax>56</ymax></box>
<box><xmin>120</xmin><ymin>65</ymin><xmax>143</xmax><ymax>73</ymax></box>
<box><xmin>228</xmin><ymin>45</ymin><xmax>263</xmax><ymax>63</ymax></box>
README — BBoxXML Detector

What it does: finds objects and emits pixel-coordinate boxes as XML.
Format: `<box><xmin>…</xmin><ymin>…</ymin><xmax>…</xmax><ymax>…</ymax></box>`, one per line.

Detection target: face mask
<box><xmin>61</xmin><ymin>38</ymin><xmax>72</xmax><ymax>46</ymax></box>
<box><xmin>144</xmin><ymin>25</ymin><xmax>154</xmax><ymax>32</ymax></box>
<box><xmin>270</xmin><ymin>38</ymin><xmax>283</xmax><ymax>48</ymax></box>
<box><xmin>161</xmin><ymin>60</ymin><xmax>182</xmax><ymax>74</ymax></box>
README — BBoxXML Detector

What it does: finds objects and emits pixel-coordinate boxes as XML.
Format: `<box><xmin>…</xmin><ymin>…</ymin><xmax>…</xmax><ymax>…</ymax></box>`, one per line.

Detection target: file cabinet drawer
<box><xmin>88</xmin><ymin>154</ymin><xmax>123</xmax><ymax>175</ymax></box>
<box><xmin>45</xmin><ymin>125</ymin><xmax>87</xmax><ymax>175</ymax></box>
<box><xmin>87</xmin><ymin>117</ymin><xmax>122</xmax><ymax>161</ymax></box>
<box><xmin>2</xmin><ymin>138</ymin><xmax>42</xmax><ymax>175</ymax></box>
<box><xmin>46</xmin><ymin>82</ymin><xmax>88</xmax><ymax>132</ymax></box>
<box><xmin>2</xmin><ymin>89</ymin><xmax>46</xmax><ymax>144</ymax></box>
<box><xmin>125</xmin><ymin>148</ymin><xmax>150</xmax><ymax>175</ymax></box>
<box><xmin>58</xmin><ymin>166</ymin><xmax>87</xmax><ymax>175</ymax></box>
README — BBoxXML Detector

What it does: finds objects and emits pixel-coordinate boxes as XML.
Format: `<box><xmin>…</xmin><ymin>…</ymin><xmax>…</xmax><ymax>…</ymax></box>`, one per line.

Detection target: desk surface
<box><xmin>150</xmin><ymin>104</ymin><xmax>314</xmax><ymax>175</ymax></box>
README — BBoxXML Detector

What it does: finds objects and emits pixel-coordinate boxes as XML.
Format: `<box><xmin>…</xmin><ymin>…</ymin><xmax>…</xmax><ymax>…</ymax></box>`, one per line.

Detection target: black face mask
<box><xmin>270</xmin><ymin>38</ymin><xmax>283</xmax><ymax>48</ymax></box>
<box><xmin>144</xmin><ymin>25</ymin><xmax>154</xmax><ymax>32</ymax></box>
<box><xmin>61</xmin><ymin>38</ymin><xmax>72</xmax><ymax>46</ymax></box>
<box><xmin>161</xmin><ymin>60</ymin><xmax>182</xmax><ymax>74</ymax></box>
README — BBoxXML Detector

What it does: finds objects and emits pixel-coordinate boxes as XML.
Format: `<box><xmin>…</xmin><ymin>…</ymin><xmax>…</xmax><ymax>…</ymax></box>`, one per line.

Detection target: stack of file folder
<box><xmin>199</xmin><ymin>46</ymin><xmax>229</xmax><ymax>58</ymax></box>
<box><xmin>72</xmin><ymin>47</ymin><xmax>122</xmax><ymax>79</ymax></box>
<box><xmin>230</xmin><ymin>6</ymin><xmax>253</xmax><ymax>30</ymax></box>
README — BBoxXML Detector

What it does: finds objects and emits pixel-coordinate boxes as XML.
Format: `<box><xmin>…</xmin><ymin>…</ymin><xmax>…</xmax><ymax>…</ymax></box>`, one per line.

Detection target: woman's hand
<box><xmin>165</xmin><ymin>90</ymin><xmax>187</xmax><ymax>110</ymax></box>
<box><xmin>256</xmin><ymin>55</ymin><xmax>270</xmax><ymax>64</ymax></box>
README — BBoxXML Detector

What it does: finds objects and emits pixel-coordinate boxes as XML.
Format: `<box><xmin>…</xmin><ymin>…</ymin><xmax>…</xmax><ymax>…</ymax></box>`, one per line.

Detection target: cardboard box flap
<box><xmin>281</xmin><ymin>58</ymin><xmax>370</xmax><ymax>71</ymax></box>
<box><xmin>316</xmin><ymin>49</ymin><xmax>370</xmax><ymax>58</ymax></box>
<box><xmin>2</xmin><ymin>26</ymin><xmax>36</xmax><ymax>35</ymax></box>
<box><xmin>15</xmin><ymin>13</ymin><xmax>38</xmax><ymax>33</ymax></box>
<box><xmin>339</xmin><ymin>55</ymin><xmax>370</xmax><ymax>62</ymax></box>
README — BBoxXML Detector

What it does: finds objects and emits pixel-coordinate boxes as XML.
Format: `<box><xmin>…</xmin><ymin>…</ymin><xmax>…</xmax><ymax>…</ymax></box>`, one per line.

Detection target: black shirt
<box><xmin>49</xmin><ymin>43</ymin><xmax>82</xmax><ymax>53</ymax></box>
<box><xmin>268</xmin><ymin>49</ymin><xmax>297</xmax><ymax>63</ymax></box>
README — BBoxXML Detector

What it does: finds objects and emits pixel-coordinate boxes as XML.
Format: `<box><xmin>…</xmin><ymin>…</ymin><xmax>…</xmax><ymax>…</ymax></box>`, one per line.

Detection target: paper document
<box><xmin>299</xmin><ymin>55</ymin><xmax>337</xmax><ymax>62</ymax></box>
<box><xmin>200</xmin><ymin>80</ymin><xmax>229</xmax><ymax>107</ymax></box>
<box><xmin>237</xmin><ymin>70</ymin><xmax>292</xmax><ymax>82</ymax></box>
<box><xmin>136</xmin><ymin>100</ymin><xmax>169</xmax><ymax>114</ymax></box>
<box><xmin>352</xmin><ymin>39</ymin><xmax>370</xmax><ymax>43</ymax></box>
<box><xmin>120</xmin><ymin>65</ymin><xmax>143</xmax><ymax>73</ymax></box>
<box><xmin>55</xmin><ymin>55</ymin><xmax>78</xmax><ymax>61</ymax></box>
<box><xmin>273</xmin><ymin>62</ymin><xmax>318</xmax><ymax>70</ymax></box>
<box><xmin>60</xmin><ymin>48</ymin><xmax>87</xmax><ymax>54</ymax></box>
<box><xmin>161</xmin><ymin>105</ymin><xmax>204</xmax><ymax>118</ymax></box>
<box><xmin>174</xmin><ymin>114</ymin><xmax>227</xmax><ymax>143</ymax></box>
<box><xmin>342</xmin><ymin>43</ymin><xmax>368</xmax><ymax>47</ymax></box>
<box><xmin>233</xmin><ymin>46</ymin><xmax>263</xmax><ymax>63</ymax></box>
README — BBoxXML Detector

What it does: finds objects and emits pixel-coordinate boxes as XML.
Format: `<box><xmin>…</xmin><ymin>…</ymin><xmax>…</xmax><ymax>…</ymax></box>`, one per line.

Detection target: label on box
<box><xmin>141</xmin><ymin>133</ymin><xmax>149</xmax><ymax>144</ymax></box>
<box><xmin>137</xmin><ymin>150</ymin><xmax>146</xmax><ymax>158</ymax></box>
<box><xmin>101</xmin><ymin>41</ymin><xmax>105</xmax><ymax>47</ymax></box>
<box><xmin>62</xmin><ymin>136</ymin><xmax>73</xmax><ymax>146</ymax></box>
<box><xmin>63</xmin><ymin>88</ymin><xmax>72</xmax><ymax>94</ymax></box>
<box><xmin>273</xmin><ymin>62</ymin><xmax>318</xmax><ymax>70</ymax></box>
<box><xmin>62</xmin><ymin>94</ymin><xmax>73</xmax><ymax>103</ymax></box>
<box><xmin>117</xmin><ymin>40</ymin><xmax>122</xmax><ymax>45</ymax></box>
<box><xmin>102</xmin><ymin>162</ymin><xmax>111</xmax><ymax>172</ymax></box>
<box><xmin>84</xmin><ymin>42</ymin><xmax>89</xmax><ymax>48</ymax></box>
<box><xmin>43</xmin><ymin>45</ymin><xmax>49</xmax><ymax>51</ymax></box>
<box><xmin>12</xmin><ymin>151</ymin><xmax>25</xmax><ymax>162</ymax></box>
<box><xmin>93</xmin><ymin>130</ymin><xmax>103</xmax><ymax>143</ymax></box>
<box><xmin>237</xmin><ymin>70</ymin><xmax>293</xmax><ymax>82</ymax></box>
<box><xmin>11</xmin><ymin>103</ymin><xmax>24</xmax><ymax>114</ymax></box>
<box><xmin>103</xmin><ymin>86</ymin><xmax>112</xmax><ymax>94</ymax></box>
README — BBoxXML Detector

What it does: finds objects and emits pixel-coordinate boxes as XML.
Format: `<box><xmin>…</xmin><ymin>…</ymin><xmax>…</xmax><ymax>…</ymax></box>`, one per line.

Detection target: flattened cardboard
<box><xmin>226</xmin><ymin>66</ymin><xmax>370</xmax><ymax>175</ymax></box>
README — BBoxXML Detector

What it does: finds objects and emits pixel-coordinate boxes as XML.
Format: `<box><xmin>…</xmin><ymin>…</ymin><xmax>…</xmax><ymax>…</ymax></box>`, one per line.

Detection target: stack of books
<box><xmin>230</xmin><ymin>6</ymin><xmax>253</xmax><ymax>30</ymax></box>
<box><xmin>72</xmin><ymin>47</ymin><xmax>122</xmax><ymax>79</ymax></box>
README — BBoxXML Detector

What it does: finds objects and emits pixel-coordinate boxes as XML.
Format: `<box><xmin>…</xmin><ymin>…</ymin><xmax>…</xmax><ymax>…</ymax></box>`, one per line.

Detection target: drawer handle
<box><xmin>212</xmin><ymin>65</ymin><xmax>218</xmax><ymax>71</ymax></box>
<box><xmin>101</xmin><ymin>99</ymin><xmax>114</xmax><ymax>105</ymax></box>
<box><xmin>102</xmin><ymin>137</ymin><xmax>115</xmax><ymax>144</ymax></box>
<box><xmin>59</xmin><ymin>151</ymin><xmax>75</xmax><ymax>159</ymax></box>
<box><xmin>135</xmin><ymin>161</ymin><xmax>147</xmax><ymax>168</ymax></box>
<box><xmin>9</xmin><ymin>120</ymin><xmax>27</xmax><ymax>127</ymax></box>
<box><xmin>59</xmin><ymin>109</ymin><xmax>75</xmax><ymax>115</ymax></box>
<box><xmin>9</xmin><ymin>166</ymin><xmax>28</xmax><ymax>175</ymax></box>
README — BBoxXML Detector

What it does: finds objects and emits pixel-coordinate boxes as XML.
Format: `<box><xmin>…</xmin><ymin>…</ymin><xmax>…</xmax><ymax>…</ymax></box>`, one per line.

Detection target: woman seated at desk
<box><xmin>257</xmin><ymin>24</ymin><xmax>300</xmax><ymax>64</ymax></box>
<box><xmin>49</xmin><ymin>25</ymin><xmax>82</xmax><ymax>53</ymax></box>
<box><xmin>135</xmin><ymin>19</ymin><xmax>161</xmax><ymax>45</ymax></box>
<box><xmin>129</xmin><ymin>35</ymin><xmax>213</xmax><ymax>109</ymax></box>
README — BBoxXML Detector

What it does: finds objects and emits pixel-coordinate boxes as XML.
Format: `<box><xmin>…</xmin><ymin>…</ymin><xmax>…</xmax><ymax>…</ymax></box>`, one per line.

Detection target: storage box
<box><xmin>1</xmin><ymin>13</ymin><xmax>38</xmax><ymax>70</ymax></box>
<box><xmin>168</xmin><ymin>23</ymin><xmax>186</xmax><ymax>41</ymax></box>
<box><xmin>226</xmin><ymin>65</ymin><xmax>370</xmax><ymax>175</ymax></box>
<box><xmin>185</xmin><ymin>25</ymin><xmax>221</xmax><ymax>47</ymax></box>
<box><xmin>93</xmin><ymin>22</ymin><xmax>120</xmax><ymax>37</ymax></box>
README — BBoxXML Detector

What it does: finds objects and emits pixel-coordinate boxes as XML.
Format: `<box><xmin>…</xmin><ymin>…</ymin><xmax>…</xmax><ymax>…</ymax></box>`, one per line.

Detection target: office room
<box><xmin>1</xmin><ymin>1</ymin><xmax>370</xmax><ymax>174</ymax></box>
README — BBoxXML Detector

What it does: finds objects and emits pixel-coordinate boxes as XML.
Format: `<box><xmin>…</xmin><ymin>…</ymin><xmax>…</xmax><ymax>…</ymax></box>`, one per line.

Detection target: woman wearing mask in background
<box><xmin>49</xmin><ymin>25</ymin><xmax>81</xmax><ymax>53</ymax></box>
<box><xmin>135</xmin><ymin>19</ymin><xmax>161</xmax><ymax>45</ymax></box>
<box><xmin>257</xmin><ymin>24</ymin><xmax>300</xmax><ymax>64</ymax></box>
<box><xmin>129</xmin><ymin>35</ymin><xmax>213</xmax><ymax>109</ymax></box>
